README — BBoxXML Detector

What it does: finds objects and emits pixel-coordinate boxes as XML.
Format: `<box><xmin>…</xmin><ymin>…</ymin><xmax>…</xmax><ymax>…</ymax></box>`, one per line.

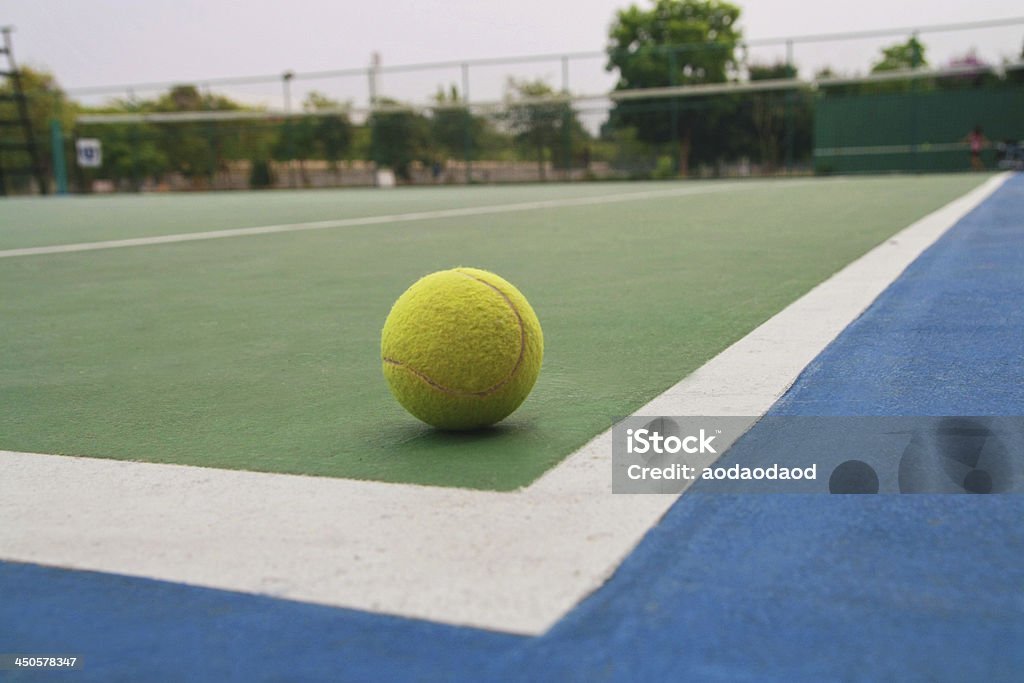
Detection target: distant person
<box><xmin>966</xmin><ymin>125</ymin><xmax>988</xmax><ymax>171</ymax></box>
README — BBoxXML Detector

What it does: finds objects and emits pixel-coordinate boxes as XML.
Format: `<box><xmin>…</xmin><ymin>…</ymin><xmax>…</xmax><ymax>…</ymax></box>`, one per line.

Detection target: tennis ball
<box><xmin>381</xmin><ymin>267</ymin><xmax>543</xmax><ymax>430</ymax></box>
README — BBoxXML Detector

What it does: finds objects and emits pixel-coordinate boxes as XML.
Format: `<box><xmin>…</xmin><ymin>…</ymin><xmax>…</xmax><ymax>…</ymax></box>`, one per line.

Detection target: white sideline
<box><xmin>0</xmin><ymin>174</ymin><xmax>1009</xmax><ymax>635</ymax></box>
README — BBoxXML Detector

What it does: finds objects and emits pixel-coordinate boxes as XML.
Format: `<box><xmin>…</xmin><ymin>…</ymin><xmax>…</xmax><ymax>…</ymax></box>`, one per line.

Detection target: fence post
<box><xmin>282</xmin><ymin>71</ymin><xmax>295</xmax><ymax>188</ymax></box>
<box><xmin>784</xmin><ymin>43</ymin><xmax>795</xmax><ymax>173</ymax></box>
<box><xmin>669</xmin><ymin>48</ymin><xmax>680</xmax><ymax>175</ymax></box>
<box><xmin>49</xmin><ymin>118</ymin><xmax>68</xmax><ymax>194</ymax></box>
<box><xmin>909</xmin><ymin>33</ymin><xmax>921</xmax><ymax>172</ymax></box>
<box><xmin>368</xmin><ymin>53</ymin><xmax>380</xmax><ymax>183</ymax></box>
<box><xmin>130</xmin><ymin>123</ymin><xmax>141</xmax><ymax>192</ymax></box>
<box><xmin>561</xmin><ymin>55</ymin><xmax>571</xmax><ymax>180</ymax></box>
<box><xmin>461</xmin><ymin>62</ymin><xmax>472</xmax><ymax>184</ymax></box>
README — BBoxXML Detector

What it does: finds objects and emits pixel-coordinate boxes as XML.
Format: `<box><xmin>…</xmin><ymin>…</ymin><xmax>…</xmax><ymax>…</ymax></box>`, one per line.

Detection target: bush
<box><xmin>651</xmin><ymin>154</ymin><xmax>677</xmax><ymax>179</ymax></box>
<box><xmin>249</xmin><ymin>159</ymin><xmax>274</xmax><ymax>189</ymax></box>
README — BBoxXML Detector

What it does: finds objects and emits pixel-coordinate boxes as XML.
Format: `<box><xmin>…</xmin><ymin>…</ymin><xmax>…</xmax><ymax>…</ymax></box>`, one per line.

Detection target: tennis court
<box><xmin>0</xmin><ymin>175</ymin><xmax>988</xmax><ymax>489</ymax></box>
<box><xmin>3</xmin><ymin>5</ymin><xmax>1023</xmax><ymax>679</ymax></box>
<box><xmin>2</xmin><ymin>172</ymin><xmax>1021</xmax><ymax>681</ymax></box>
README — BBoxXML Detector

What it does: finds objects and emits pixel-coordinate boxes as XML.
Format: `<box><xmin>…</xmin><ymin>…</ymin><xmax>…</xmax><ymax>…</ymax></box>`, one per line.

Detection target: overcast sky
<box><xmin>5</xmin><ymin>0</ymin><xmax>1023</xmax><ymax>109</ymax></box>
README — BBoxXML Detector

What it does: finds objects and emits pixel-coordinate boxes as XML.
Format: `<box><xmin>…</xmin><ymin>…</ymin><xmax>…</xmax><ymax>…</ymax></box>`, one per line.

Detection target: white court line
<box><xmin>0</xmin><ymin>182</ymin><xmax>765</xmax><ymax>259</ymax></box>
<box><xmin>0</xmin><ymin>174</ymin><xmax>1009</xmax><ymax>635</ymax></box>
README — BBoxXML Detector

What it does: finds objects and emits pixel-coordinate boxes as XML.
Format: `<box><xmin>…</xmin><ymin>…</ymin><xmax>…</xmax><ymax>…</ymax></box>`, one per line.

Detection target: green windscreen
<box><xmin>814</xmin><ymin>81</ymin><xmax>1024</xmax><ymax>173</ymax></box>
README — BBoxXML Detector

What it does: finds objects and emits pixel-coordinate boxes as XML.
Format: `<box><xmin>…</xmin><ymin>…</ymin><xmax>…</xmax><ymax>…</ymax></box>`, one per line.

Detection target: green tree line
<box><xmin>3</xmin><ymin>0</ymin><xmax>1022</xmax><ymax>191</ymax></box>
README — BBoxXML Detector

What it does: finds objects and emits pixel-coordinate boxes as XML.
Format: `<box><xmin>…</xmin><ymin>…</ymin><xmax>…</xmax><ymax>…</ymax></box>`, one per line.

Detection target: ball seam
<box><xmin>382</xmin><ymin>270</ymin><xmax>528</xmax><ymax>398</ymax></box>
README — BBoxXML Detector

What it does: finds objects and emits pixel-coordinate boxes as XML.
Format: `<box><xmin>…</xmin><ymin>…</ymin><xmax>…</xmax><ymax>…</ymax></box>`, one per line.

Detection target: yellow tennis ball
<box><xmin>381</xmin><ymin>267</ymin><xmax>543</xmax><ymax>430</ymax></box>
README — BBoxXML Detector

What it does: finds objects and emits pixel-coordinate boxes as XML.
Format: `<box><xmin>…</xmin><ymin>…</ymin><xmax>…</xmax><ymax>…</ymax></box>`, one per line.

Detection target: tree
<box><xmin>271</xmin><ymin>92</ymin><xmax>351</xmax><ymax>186</ymax></box>
<box><xmin>502</xmin><ymin>79</ymin><xmax>585</xmax><ymax>180</ymax></box>
<box><xmin>937</xmin><ymin>51</ymin><xmax>999</xmax><ymax>90</ymax></box>
<box><xmin>75</xmin><ymin>84</ymin><xmax>259</xmax><ymax>190</ymax></box>
<box><xmin>871</xmin><ymin>36</ymin><xmax>927</xmax><ymax>73</ymax></box>
<box><xmin>147</xmin><ymin>84</ymin><xmax>245</xmax><ymax>114</ymax></box>
<box><xmin>430</xmin><ymin>85</ymin><xmax>485</xmax><ymax>164</ymax></box>
<box><xmin>1009</xmin><ymin>43</ymin><xmax>1024</xmax><ymax>84</ymax></box>
<box><xmin>369</xmin><ymin>98</ymin><xmax>431</xmax><ymax>180</ymax></box>
<box><xmin>0</xmin><ymin>66</ymin><xmax>73</xmax><ymax>192</ymax></box>
<box><xmin>862</xmin><ymin>37</ymin><xmax>931</xmax><ymax>94</ymax></box>
<box><xmin>148</xmin><ymin>85</ymin><xmax>247</xmax><ymax>185</ymax></box>
<box><xmin>272</xmin><ymin>115</ymin><xmax>314</xmax><ymax>186</ymax></box>
<box><xmin>306</xmin><ymin>92</ymin><xmax>352</xmax><ymax>173</ymax></box>
<box><xmin>744</xmin><ymin>62</ymin><xmax>811</xmax><ymax>171</ymax></box>
<box><xmin>76</xmin><ymin>119</ymin><xmax>169</xmax><ymax>190</ymax></box>
<box><xmin>606</xmin><ymin>0</ymin><xmax>742</xmax><ymax>174</ymax></box>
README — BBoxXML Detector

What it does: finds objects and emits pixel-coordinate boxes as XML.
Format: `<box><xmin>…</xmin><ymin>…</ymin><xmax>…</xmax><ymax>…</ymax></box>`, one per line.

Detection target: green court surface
<box><xmin>0</xmin><ymin>183</ymin><xmax>692</xmax><ymax>251</ymax></box>
<box><xmin>0</xmin><ymin>175</ymin><xmax>987</xmax><ymax>490</ymax></box>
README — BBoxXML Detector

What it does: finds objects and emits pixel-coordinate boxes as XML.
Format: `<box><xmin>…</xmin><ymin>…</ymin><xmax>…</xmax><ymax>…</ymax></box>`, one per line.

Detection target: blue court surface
<box><xmin>2</xmin><ymin>175</ymin><xmax>1023</xmax><ymax>682</ymax></box>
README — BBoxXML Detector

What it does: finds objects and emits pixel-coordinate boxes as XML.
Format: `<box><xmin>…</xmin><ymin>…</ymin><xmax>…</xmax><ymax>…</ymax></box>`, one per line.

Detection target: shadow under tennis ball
<box><xmin>406</xmin><ymin>422</ymin><xmax>528</xmax><ymax>442</ymax></box>
<box><xmin>366</xmin><ymin>418</ymin><xmax>533</xmax><ymax>455</ymax></box>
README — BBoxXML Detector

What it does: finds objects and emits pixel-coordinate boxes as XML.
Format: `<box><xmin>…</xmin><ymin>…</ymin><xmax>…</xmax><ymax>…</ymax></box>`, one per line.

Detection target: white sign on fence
<box><xmin>76</xmin><ymin>138</ymin><xmax>102</xmax><ymax>168</ymax></box>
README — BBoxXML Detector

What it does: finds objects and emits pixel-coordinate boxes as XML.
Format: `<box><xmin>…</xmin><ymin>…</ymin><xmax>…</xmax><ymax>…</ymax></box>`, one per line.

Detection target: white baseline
<box><xmin>0</xmin><ymin>174</ymin><xmax>1008</xmax><ymax>635</ymax></box>
<box><xmin>1</xmin><ymin>182</ymin><xmax>755</xmax><ymax>259</ymax></box>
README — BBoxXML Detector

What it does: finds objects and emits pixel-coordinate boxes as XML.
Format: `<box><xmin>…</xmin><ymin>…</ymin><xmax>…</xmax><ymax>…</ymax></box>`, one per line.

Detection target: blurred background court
<box><xmin>1</xmin><ymin>7</ymin><xmax>1023</xmax><ymax>195</ymax></box>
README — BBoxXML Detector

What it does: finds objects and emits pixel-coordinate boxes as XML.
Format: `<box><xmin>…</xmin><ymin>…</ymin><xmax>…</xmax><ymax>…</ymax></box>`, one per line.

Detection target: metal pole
<box><xmin>784</xmin><ymin>90</ymin><xmax>794</xmax><ymax>174</ymax></box>
<box><xmin>909</xmin><ymin>33</ymin><xmax>920</xmax><ymax>172</ymax></box>
<box><xmin>282</xmin><ymin>70</ymin><xmax>295</xmax><ymax>187</ymax></box>
<box><xmin>368</xmin><ymin>52</ymin><xmax>380</xmax><ymax>107</ymax></box>
<box><xmin>205</xmin><ymin>120</ymin><xmax>216</xmax><ymax>188</ymax></box>
<box><xmin>131</xmin><ymin>123</ymin><xmax>141</xmax><ymax>192</ymax></box>
<box><xmin>784</xmin><ymin>40</ymin><xmax>795</xmax><ymax>174</ymax></box>
<box><xmin>49</xmin><ymin>119</ymin><xmax>67</xmax><ymax>194</ymax></box>
<box><xmin>49</xmin><ymin>87</ymin><xmax>68</xmax><ymax>194</ymax></box>
<box><xmin>561</xmin><ymin>56</ymin><xmax>571</xmax><ymax>179</ymax></box>
<box><xmin>669</xmin><ymin>49</ymin><xmax>680</xmax><ymax>175</ymax></box>
<box><xmin>368</xmin><ymin>53</ymin><xmax>380</xmax><ymax>179</ymax></box>
<box><xmin>282</xmin><ymin>72</ymin><xmax>293</xmax><ymax>111</ymax></box>
<box><xmin>461</xmin><ymin>62</ymin><xmax>471</xmax><ymax>184</ymax></box>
